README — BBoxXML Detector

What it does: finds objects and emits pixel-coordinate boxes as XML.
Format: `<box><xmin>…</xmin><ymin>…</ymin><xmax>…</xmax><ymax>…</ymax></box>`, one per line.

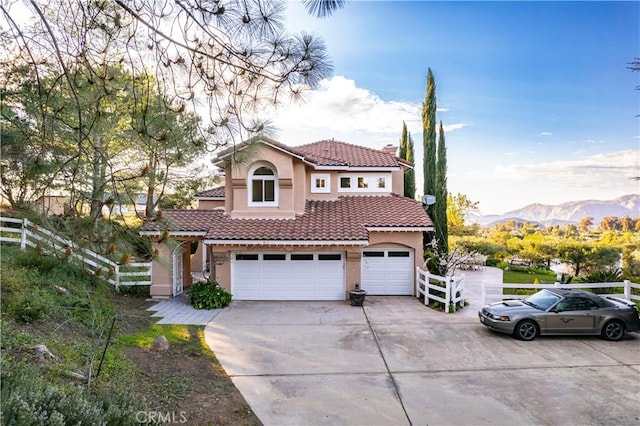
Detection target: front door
<box><xmin>172</xmin><ymin>243</ymin><xmax>185</xmax><ymax>296</ymax></box>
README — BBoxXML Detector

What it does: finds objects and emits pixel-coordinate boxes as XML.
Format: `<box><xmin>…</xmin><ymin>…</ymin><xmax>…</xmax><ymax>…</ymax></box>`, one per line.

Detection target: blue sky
<box><xmin>273</xmin><ymin>1</ymin><xmax>640</xmax><ymax>214</ymax></box>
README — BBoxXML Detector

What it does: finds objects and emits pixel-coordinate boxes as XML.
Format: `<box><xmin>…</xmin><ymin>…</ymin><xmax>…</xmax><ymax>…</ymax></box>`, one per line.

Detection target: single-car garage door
<box><xmin>232</xmin><ymin>252</ymin><xmax>344</xmax><ymax>300</ymax></box>
<box><xmin>361</xmin><ymin>249</ymin><xmax>414</xmax><ymax>295</ymax></box>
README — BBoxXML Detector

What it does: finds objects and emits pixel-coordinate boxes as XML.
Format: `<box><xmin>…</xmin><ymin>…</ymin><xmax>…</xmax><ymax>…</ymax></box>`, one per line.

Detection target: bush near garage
<box><xmin>188</xmin><ymin>280</ymin><xmax>232</xmax><ymax>309</ymax></box>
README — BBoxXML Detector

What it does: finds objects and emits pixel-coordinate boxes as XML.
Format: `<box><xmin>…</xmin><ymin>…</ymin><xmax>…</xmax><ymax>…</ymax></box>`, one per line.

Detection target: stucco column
<box><xmin>345</xmin><ymin>250</ymin><xmax>362</xmax><ymax>297</ymax></box>
<box><xmin>150</xmin><ymin>242</ymin><xmax>173</xmax><ymax>298</ymax></box>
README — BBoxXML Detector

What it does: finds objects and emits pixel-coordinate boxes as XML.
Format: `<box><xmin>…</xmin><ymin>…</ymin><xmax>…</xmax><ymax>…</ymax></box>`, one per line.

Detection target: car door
<box><xmin>546</xmin><ymin>297</ymin><xmax>597</xmax><ymax>333</ymax></box>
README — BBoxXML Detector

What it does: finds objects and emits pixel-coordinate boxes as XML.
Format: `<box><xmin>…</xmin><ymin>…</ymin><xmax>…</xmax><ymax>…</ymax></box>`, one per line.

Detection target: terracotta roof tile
<box><xmin>143</xmin><ymin>195</ymin><xmax>432</xmax><ymax>242</ymax></box>
<box><xmin>296</xmin><ymin>140</ymin><xmax>406</xmax><ymax>168</ymax></box>
<box><xmin>214</xmin><ymin>137</ymin><xmax>412</xmax><ymax>169</ymax></box>
<box><xmin>195</xmin><ymin>186</ymin><xmax>225</xmax><ymax>198</ymax></box>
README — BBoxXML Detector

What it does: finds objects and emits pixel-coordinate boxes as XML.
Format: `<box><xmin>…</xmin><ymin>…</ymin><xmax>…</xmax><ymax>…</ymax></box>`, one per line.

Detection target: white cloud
<box><xmin>445</xmin><ymin>150</ymin><xmax>640</xmax><ymax>214</ymax></box>
<box><xmin>444</xmin><ymin>123</ymin><xmax>470</xmax><ymax>132</ymax></box>
<box><xmin>540</xmin><ymin>132</ymin><xmax>552</xmax><ymax>136</ymax></box>
<box><xmin>270</xmin><ymin>76</ymin><xmax>466</xmax><ymax>145</ymax></box>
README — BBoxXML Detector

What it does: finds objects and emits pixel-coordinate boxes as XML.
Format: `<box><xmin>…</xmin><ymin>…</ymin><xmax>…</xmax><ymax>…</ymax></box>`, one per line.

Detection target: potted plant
<box><xmin>348</xmin><ymin>283</ymin><xmax>367</xmax><ymax>306</ymax></box>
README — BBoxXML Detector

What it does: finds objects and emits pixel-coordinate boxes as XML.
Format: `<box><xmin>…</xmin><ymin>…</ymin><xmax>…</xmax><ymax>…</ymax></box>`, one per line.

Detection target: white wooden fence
<box><xmin>481</xmin><ymin>280</ymin><xmax>640</xmax><ymax>306</ymax></box>
<box><xmin>416</xmin><ymin>267</ymin><xmax>465</xmax><ymax>313</ymax></box>
<box><xmin>0</xmin><ymin>216</ymin><xmax>151</xmax><ymax>289</ymax></box>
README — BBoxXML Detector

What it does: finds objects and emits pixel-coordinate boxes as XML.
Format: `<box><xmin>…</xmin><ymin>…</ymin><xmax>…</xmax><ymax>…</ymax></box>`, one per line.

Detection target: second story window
<box><xmin>311</xmin><ymin>173</ymin><xmax>331</xmax><ymax>193</ymax></box>
<box><xmin>250</xmin><ymin>165</ymin><xmax>277</xmax><ymax>206</ymax></box>
<box><xmin>338</xmin><ymin>174</ymin><xmax>391</xmax><ymax>193</ymax></box>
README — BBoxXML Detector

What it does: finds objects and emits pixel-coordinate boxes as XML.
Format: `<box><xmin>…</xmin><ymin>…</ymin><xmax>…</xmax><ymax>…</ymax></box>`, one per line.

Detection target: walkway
<box><xmin>146</xmin><ymin>293</ymin><xmax>223</xmax><ymax>325</ymax></box>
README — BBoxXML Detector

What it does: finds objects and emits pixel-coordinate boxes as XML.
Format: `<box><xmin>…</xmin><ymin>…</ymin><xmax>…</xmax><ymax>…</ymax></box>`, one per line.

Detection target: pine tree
<box><xmin>435</xmin><ymin>121</ymin><xmax>449</xmax><ymax>258</ymax></box>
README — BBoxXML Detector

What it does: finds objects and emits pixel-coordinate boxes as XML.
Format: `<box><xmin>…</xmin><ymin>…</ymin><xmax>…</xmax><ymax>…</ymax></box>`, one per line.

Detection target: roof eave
<box><xmin>203</xmin><ymin>239</ymin><xmax>369</xmax><ymax>246</ymax></box>
<box><xmin>366</xmin><ymin>226</ymin><xmax>434</xmax><ymax>232</ymax></box>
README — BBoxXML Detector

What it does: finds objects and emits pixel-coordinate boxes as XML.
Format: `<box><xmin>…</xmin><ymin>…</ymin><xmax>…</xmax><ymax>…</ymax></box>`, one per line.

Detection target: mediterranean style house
<box><xmin>141</xmin><ymin>137</ymin><xmax>433</xmax><ymax>300</ymax></box>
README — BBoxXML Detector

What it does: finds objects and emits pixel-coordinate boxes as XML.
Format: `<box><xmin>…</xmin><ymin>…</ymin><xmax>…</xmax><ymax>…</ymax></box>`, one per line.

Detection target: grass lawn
<box><xmin>503</xmin><ymin>270</ymin><xmax>558</xmax><ymax>284</ymax></box>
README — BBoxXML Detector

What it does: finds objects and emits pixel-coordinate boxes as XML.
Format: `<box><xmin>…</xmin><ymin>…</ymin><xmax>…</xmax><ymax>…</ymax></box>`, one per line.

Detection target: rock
<box><xmin>32</xmin><ymin>344</ymin><xmax>56</xmax><ymax>360</ymax></box>
<box><xmin>55</xmin><ymin>285</ymin><xmax>71</xmax><ymax>296</ymax></box>
<box><xmin>151</xmin><ymin>335</ymin><xmax>169</xmax><ymax>351</ymax></box>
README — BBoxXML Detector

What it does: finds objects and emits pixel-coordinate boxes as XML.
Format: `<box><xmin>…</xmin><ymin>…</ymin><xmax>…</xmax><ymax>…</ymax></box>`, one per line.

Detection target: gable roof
<box><xmin>213</xmin><ymin>137</ymin><xmax>412</xmax><ymax>170</ymax></box>
<box><xmin>295</xmin><ymin>140</ymin><xmax>408</xmax><ymax>168</ymax></box>
<box><xmin>195</xmin><ymin>186</ymin><xmax>225</xmax><ymax>199</ymax></box>
<box><xmin>141</xmin><ymin>195</ymin><xmax>433</xmax><ymax>243</ymax></box>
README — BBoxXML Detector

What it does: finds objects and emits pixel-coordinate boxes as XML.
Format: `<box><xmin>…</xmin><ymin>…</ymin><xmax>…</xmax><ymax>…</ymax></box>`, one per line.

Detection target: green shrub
<box><xmin>485</xmin><ymin>258</ymin><xmax>500</xmax><ymax>267</ymax></box>
<box><xmin>117</xmin><ymin>285</ymin><xmax>150</xmax><ymax>298</ymax></box>
<box><xmin>188</xmin><ymin>280</ymin><xmax>232</xmax><ymax>309</ymax></box>
<box><xmin>14</xmin><ymin>250</ymin><xmax>63</xmax><ymax>274</ymax></box>
<box><xmin>1</xmin><ymin>361</ymin><xmax>137</xmax><ymax>425</ymax></box>
<box><xmin>584</xmin><ymin>268</ymin><xmax>623</xmax><ymax>294</ymax></box>
<box><xmin>11</xmin><ymin>292</ymin><xmax>48</xmax><ymax>323</ymax></box>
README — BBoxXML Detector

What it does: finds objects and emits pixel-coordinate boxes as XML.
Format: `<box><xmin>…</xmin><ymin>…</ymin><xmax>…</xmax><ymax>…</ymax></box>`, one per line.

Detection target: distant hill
<box><xmin>470</xmin><ymin>194</ymin><xmax>639</xmax><ymax>227</ymax></box>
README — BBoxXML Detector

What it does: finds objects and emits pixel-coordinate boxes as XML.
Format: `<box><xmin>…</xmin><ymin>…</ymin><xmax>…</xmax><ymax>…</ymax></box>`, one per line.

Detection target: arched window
<box><xmin>249</xmin><ymin>164</ymin><xmax>278</xmax><ymax>206</ymax></box>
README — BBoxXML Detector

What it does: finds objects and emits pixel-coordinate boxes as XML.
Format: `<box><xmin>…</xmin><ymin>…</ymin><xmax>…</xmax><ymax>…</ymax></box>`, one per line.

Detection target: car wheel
<box><xmin>514</xmin><ymin>320</ymin><xmax>538</xmax><ymax>341</ymax></box>
<box><xmin>601</xmin><ymin>320</ymin><xmax>625</xmax><ymax>341</ymax></box>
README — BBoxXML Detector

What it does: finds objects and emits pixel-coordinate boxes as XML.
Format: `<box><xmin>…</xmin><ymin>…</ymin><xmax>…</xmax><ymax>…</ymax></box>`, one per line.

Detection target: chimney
<box><xmin>381</xmin><ymin>144</ymin><xmax>397</xmax><ymax>155</ymax></box>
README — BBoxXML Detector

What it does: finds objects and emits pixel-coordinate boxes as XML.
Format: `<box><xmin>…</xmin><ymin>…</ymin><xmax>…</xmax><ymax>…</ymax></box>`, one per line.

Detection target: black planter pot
<box><xmin>349</xmin><ymin>289</ymin><xmax>367</xmax><ymax>306</ymax></box>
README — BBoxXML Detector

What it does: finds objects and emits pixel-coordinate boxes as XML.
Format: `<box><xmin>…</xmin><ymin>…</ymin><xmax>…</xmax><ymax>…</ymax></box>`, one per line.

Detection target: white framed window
<box><xmin>311</xmin><ymin>173</ymin><xmax>331</xmax><ymax>193</ymax></box>
<box><xmin>338</xmin><ymin>174</ymin><xmax>391</xmax><ymax>193</ymax></box>
<box><xmin>248</xmin><ymin>163</ymin><xmax>278</xmax><ymax>206</ymax></box>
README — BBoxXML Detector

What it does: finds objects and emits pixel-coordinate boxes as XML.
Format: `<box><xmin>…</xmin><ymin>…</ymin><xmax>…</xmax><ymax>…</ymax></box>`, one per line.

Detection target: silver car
<box><xmin>478</xmin><ymin>288</ymin><xmax>640</xmax><ymax>341</ymax></box>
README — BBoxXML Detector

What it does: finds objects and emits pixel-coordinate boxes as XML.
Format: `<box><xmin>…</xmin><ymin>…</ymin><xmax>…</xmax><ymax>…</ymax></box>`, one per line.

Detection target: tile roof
<box><xmin>195</xmin><ymin>186</ymin><xmax>225</xmax><ymax>198</ymax></box>
<box><xmin>143</xmin><ymin>195</ymin><xmax>432</xmax><ymax>242</ymax></box>
<box><xmin>295</xmin><ymin>140</ymin><xmax>408</xmax><ymax>168</ymax></box>
<box><xmin>214</xmin><ymin>137</ymin><xmax>412</xmax><ymax>169</ymax></box>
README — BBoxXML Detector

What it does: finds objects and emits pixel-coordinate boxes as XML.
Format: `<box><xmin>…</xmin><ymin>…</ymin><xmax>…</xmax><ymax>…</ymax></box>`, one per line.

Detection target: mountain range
<box><xmin>470</xmin><ymin>194</ymin><xmax>639</xmax><ymax>227</ymax></box>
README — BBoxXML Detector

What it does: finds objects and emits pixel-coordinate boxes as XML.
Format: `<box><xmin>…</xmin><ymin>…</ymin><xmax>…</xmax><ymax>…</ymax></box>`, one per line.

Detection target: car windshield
<box><xmin>523</xmin><ymin>290</ymin><xmax>561</xmax><ymax>311</ymax></box>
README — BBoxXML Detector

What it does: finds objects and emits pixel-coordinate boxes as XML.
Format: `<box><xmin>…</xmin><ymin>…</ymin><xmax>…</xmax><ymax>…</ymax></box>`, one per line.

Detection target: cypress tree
<box><xmin>435</xmin><ymin>121</ymin><xmax>449</xmax><ymax>258</ymax></box>
<box><xmin>405</xmin><ymin>133</ymin><xmax>416</xmax><ymax>199</ymax></box>
<box><xmin>399</xmin><ymin>121</ymin><xmax>416</xmax><ymax>199</ymax></box>
<box><xmin>422</xmin><ymin>69</ymin><xmax>437</xmax><ymax>213</ymax></box>
<box><xmin>399</xmin><ymin>121</ymin><xmax>408</xmax><ymax>160</ymax></box>
<box><xmin>422</xmin><ymin>68</ymin><xmax>437</xmax><ymax>251</ymax></box>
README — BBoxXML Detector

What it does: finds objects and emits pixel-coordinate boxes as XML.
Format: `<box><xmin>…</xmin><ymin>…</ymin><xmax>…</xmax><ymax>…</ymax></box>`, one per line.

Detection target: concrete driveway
<box><xmin>204</xmin><ymin>270</ymin><xmax>640</xmax><ymax>425</ymax></box>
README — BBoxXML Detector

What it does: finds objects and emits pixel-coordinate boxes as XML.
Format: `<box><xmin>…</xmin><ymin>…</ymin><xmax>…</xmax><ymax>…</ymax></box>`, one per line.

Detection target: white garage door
<box><xmin>232</xmin><ymin>252</ymin><xmax>344</xmax><ymax>300</ymax></box>
<box><xmin>361</xmin><ymin>249</ymin><xmax>414</xmax><ymax>295</ymax></box>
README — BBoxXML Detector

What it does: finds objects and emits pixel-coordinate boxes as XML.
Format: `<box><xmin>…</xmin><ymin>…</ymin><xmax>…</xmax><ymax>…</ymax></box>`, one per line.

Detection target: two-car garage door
<box><xmin>232</xmin><ymin>252</ymin><xmax>344</xmax><ymax>300</ymax></box>
<box><xmin>231</xmin><ymin>248</ymin><xmax>414</xmax><ymax>300</ymax></box>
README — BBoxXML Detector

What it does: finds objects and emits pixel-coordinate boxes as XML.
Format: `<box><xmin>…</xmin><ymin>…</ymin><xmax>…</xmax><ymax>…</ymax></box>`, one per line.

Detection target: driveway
<box><xmin>204</xmin><ymin>270</ymin><xmax>640</xmax><ymax>425</ymax></box>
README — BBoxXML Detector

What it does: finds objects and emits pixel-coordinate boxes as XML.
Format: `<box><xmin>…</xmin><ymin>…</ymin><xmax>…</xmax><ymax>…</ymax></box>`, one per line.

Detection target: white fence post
<box><xmin>444</xmin><ymin>277</ymin><xmax>450</xmax><ymax>314</ymax></box>
<box><xmin>115</xmin><ymin>264</ymin><xmax>120</xmax><ymax>291</ymax></box>
<box><xmin>624</xmin><ymin>280</ymin><xmax>631</xmax><ymax>301</ymax></box>
<box><xmin>20</xmin><ymin>218</ymin><xmax>27</xmax><ymax>250</ymax></box>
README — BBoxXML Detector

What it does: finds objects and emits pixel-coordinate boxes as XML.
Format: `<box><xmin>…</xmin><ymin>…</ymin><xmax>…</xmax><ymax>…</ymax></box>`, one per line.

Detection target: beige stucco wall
<box><xmin>190</xmin><ymin>241</ymin><xmax>205</xmax><ymax>273</ymax></box>
<box><xmin>150</xmin><ymin>242</ymin><xmax>173</xmax><ymax>298</ymax></box>
<box><xmin>345</xmin><ymin>250</ymin><xmax>362</xmax><ymax>295</ymax></box>
<box><xmin>391</xmin><ymin>169</ymin><xmax>406</xmax><ymax>196</ymax></box>
<box><xmin>37</xmin><ymin>196</ymin><xmax>68</xmax><ymax>216</ymax></box>
<box><xmin>227</xmin><ymin>146</ymin><xmax>301</xmax><ymax>218</ymax></box>
<box><xmin>197</xmin><ymin>199</ymin><xmax>225</xmax><ymax>209</ymax></box>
